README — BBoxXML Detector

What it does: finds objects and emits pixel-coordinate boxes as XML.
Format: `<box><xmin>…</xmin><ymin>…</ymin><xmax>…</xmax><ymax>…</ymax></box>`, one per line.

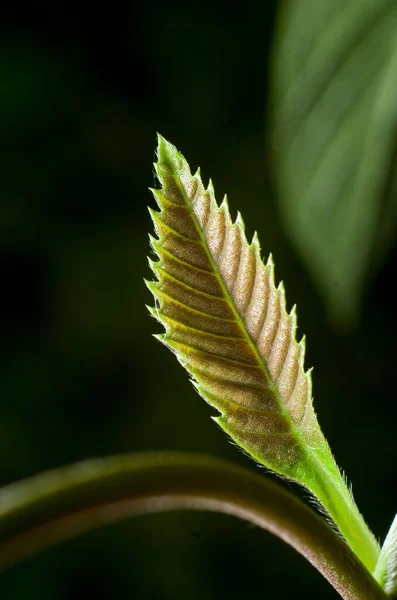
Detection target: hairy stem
<box><xmin>304</xmin><ymin>449</ymin><xmax>379</xmax><ymax>573</ymax></box>
<box><xmin>0</xmin><ymin>453</ymin><xmax>387</xmax><ymax>600</ymax></box>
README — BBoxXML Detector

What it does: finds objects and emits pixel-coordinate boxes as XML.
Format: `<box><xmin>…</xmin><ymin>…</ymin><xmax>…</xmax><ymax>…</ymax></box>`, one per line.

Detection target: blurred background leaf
<box><xmin>269</xmin><ymin>0</ymin><xmax>397</xmax><ymax>327</ymax></box>
<box><xmin>0</xmin><ymin>1</ymin><xmax>396</xmax><ymax>599</ymax></box>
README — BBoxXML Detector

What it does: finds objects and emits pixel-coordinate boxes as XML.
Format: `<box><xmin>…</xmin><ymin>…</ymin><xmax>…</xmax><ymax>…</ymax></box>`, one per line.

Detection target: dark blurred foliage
<box><xmin>0</xmin><ymin>2</ymin><xmax>396</xmax><ymax>599</ymax></box>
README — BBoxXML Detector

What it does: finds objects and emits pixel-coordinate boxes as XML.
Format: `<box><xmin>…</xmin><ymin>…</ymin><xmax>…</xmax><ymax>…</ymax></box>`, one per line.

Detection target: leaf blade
<box><xmin>147</xmin><ymin>135</ymin><xmax>379</xmax><ymax>571</ymax></box>
<box><xmin>149</xmin><ymin>137</ymin><xmax>315</xmax><ymax>474</ymax></box>
<box><xmin>269</xmin><ymin>0</ymin><xmax>397</xmax><ymax>326</ymax></box>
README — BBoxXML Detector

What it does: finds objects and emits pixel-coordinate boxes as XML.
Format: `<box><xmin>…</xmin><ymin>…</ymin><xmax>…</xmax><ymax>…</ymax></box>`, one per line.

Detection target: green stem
<box><xmin>305</xmin><ymin>448</ymin><xmax>380</xmax><ymax>573</ymax></box>
<box><xmin>0</xmin><ymin>452</ymin><xmax>387</xmax><ymax>600</ymax></box>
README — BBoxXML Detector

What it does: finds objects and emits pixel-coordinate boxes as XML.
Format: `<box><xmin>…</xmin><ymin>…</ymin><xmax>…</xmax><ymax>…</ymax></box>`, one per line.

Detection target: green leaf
<box><xmin>147</xmin><ymin>135</ymin><xmax>379</xmax><ymax>571</ymax></box>
<box><xmin>269</xmin><ymin>0</ymin><xmax>397</xmax><ymax>326</ymax></box>
<box><xmin>0</xmin><ymin>453</ymin><xmax>388</xmax><ymax>600</ymax></box>
<box><xmin>374</xmin><ymin>514</ymin><xmax>397</xmax><ymax>595</ymax></box>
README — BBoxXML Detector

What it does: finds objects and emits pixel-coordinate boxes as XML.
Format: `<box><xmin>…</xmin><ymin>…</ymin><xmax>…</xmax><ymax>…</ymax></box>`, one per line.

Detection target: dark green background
<box><xmin>1</xmin><ymin>2</ymin><xmax>396</xmax><ymax>598</ymax></box>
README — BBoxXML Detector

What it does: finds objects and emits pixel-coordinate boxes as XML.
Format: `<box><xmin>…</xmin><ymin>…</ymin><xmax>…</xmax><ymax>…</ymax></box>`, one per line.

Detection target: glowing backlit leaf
<box><xmin>146</xmin><ymin>135</ymin><xmax>379</xmax><ymax>572</ymax></box>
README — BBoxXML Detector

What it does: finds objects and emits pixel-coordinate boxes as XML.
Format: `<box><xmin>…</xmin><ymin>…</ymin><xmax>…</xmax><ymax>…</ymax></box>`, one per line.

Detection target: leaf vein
<box><xmin>240</xmin><ymin>246</ymin><xmax>257</xmax><ymax>313</ymax></box>
<box><xmin>148</xmin><ymin>286</ymin><xmax>237</xmax><ymax>323</ymax></box>
<box><xmin>282</xmin><ymin>344</ymin><xmax>300</xmax><ymax>405</ymax></box>
<box><xmin>156</xmin><ymin>312</ymin><xmax>245</xmax><ymax>341</ymax></box>
<box><xmin>154</xmin><ymin>215</ymin><xmax>203</xmax><ymax>245</ymax></box>
<box><xmin>152</xmin><ymin>242</ymin><xmax>214</xmax><ymax>275</ymax></box>
<box><xmin>168</xmin><ymin>340</ymin><xmax>261</xmax><ymax>370</ymax></box>
<box><xmin>191</xmin><ymin>368</ymin><xmax>266</xmax><ymax>391</ymax></box>
<box><xmin>154</xmin><ymin>267</ymin><xmax>225</xmax><ymax>301</ymax></box>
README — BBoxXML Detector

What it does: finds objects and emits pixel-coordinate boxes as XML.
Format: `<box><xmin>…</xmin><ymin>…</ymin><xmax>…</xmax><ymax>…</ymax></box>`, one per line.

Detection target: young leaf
<box><xmin>147</xmin><ymin>135</ymin><xmax>379</xmax><ymax>572</ymax></box>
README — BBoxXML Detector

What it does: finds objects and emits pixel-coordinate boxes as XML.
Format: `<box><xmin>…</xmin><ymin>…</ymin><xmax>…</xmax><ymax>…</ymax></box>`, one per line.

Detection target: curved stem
<box><xmin>0</xmin><ymin>452</ymin><xmax>387</xmax><ymax>600</ymax></box>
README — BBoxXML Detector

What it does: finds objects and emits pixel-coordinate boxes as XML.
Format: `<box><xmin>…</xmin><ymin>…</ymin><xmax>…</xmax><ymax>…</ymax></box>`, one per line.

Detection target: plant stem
<box><xmin>0</xmin><ymin>453</ymin><xmax>388</xmax><ymax>600</ymax></box>
<box><xmin>304</xmin><ymin>448</ymin><xmax>380</xmax><ymax>573</ymax></box>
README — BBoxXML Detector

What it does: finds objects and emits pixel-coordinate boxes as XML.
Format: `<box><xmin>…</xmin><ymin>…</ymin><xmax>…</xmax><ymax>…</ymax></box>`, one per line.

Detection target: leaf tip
<box><xmin>148</xmin><ymin>205</ymin><xmax>160</xmax><ymax>221</ymax></box>
<box><xmin>144</xmin><ymin>277</ymin><xmax>155</xmax><ymax>292</ymax></box>
<box><xmin>148</xmin><ymin>207</ymin><xmax>164</xmax><ymax>238</ymax></box>
<box><xmin>153</xmin><ymin>333</ymin><xmax>166</xmax><ymax>344</ymax></box>
<box><xmin>155</xmin><ymin>134</ymin><xmax>184</xmax><ymax>180</ymax></box>
<box><xmin>150</xmin><ymin>188</ymin><xmax>165</xmax><ymax>209</ymax></box>
<box><xmin>155</xmin><ymin>132</ymin><xmax>167</xmax><ymax>154</ymax></box>
<box><xmin>290</xmin><ymin>304</ymin><xmax>298</xmax><ymax>328</ymax></box>
<box><xmin>220</xmin><ymin>194</ymin><xmax>229</xmax><ymax>209</ymax></box>
<box><xmin>144</xmin><ymin>279</ymin><xmax>160</xmax><ymax>301</ymax></box>
<box><xmin>252</xmin><ymin>231</ymin><xmax>261</xmax><ymax>251</ymax></box>
<box><xmin>147</xmin><ymin>256</ymin><xmax>158</xmax><ymax>273</ymax></box>
<box><xmin>220</xmin><ymin>194</ymin><xmax>232</xmax><ymax>222</ymax></box>
<box><xmin>299</xmin><ymin>334</ymin><xmax>306</xmax><ymax>352</ymax></box>
<box><xmin>146</xmin><ymin>304</ymin><xmax>159</xmax><ymax>320</ymax></box>
<box><xmin>236</xmin><ymin>211</ymin><xmax>245</xmax><ymax>231</ymax></box>
<box><xmin>148</xmin><ymin>233</ymin><xmax>159</xmax><ymax>253</ymax></box>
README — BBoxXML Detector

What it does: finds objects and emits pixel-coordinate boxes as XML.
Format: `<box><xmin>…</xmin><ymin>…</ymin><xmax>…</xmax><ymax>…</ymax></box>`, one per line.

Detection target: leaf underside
<box><xmin>146</xmin><ymin>136</ymin><xmax>379</xmax><ymax>573</ymax></box>
<box><xmin>147</xmin><ymin>136</ymin><xmax>328</xmax><ymax>481</ymax></box>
